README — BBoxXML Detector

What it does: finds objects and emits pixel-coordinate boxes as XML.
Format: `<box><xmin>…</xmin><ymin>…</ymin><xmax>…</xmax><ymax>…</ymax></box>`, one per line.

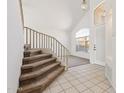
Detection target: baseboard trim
<box><xmin>95</xmin><ymin>60</ymin><xmax>105</xmax><ymax>66</ymax></box>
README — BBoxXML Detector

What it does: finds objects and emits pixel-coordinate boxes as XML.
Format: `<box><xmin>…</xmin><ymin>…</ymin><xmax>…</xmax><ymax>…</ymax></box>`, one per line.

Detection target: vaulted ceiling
<box><xmin>22</xmin><ymin>0</ymin><xmax>85</xmax><ymax>32</ymax></box>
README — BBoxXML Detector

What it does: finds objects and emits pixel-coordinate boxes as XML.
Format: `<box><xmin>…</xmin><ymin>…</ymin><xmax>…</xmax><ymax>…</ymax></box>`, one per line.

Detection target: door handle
<box><xmin>93</xmin><ymin>44</ymin><xmax>96</xmax><ymax>51</ymax></box>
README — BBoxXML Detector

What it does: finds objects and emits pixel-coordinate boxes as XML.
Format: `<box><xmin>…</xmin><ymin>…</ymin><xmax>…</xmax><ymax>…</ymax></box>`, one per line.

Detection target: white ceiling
<box><xmin>22</xmin><ymin>0</ymin><xmax>85</xmax><ymax>31</ymax></box>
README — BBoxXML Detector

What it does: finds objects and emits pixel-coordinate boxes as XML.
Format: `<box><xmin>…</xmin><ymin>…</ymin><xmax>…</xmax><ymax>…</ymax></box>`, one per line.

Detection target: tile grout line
<box><xmin>47</xmin><ymin>64</ymin><xmax>114</xmax><ymax>93</ymax></box>
<box><xmin>67</xmin><ymin>66</ymin><xmax>110</xmax><ymax>93</ymax></box>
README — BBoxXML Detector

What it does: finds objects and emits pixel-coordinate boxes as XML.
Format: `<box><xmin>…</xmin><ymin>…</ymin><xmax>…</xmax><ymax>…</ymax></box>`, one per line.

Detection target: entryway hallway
<box><xmin>68</xmin><ymin>55</ymin><xmax>90</xmax><ymax>68</ymax></box>
<box><xmin>7</xmin><ymin>0</ymin><xmax>116</xmax><ymax>93</ymax></box>
<box><xmin>43</xmin><ymin>64</ymin><xmax>115</xmax><ymax>93</ymax></box>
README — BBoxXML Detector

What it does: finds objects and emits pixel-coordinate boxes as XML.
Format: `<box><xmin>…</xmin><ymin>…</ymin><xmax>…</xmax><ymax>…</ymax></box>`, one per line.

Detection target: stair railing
<box><xmin>24</xmin><ymin>27</ymin><xmax>69</xmax><ymax>70</ymax></box>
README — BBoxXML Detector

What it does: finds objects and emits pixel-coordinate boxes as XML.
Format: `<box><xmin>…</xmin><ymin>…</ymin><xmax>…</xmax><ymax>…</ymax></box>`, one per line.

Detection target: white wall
<box><xmin>24</xmin><ymin>26</ymin><xmax>71</xmax><ymax>49</ymax></box>
<box><xmin>22</xmin><ymin>0</ymin><xmax>85</xmax><ymax>50</ymax></box>
<box><xmin>7</xmin><ymin>0</ymin><xmax>24</xmax><ymax>93</ymax></box>
<box><xmin>71</xmin><ymin>12</ymin><xmax>90</xmax><ymax>59</ymax></box>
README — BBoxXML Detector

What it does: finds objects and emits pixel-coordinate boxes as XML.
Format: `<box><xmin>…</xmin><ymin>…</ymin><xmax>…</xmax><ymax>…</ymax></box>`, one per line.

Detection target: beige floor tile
<box><xmin>81</xmin><ymin>89</ymin><xmax>93</xmax><ymax>93</ymax></box>
<box><xmin>95</xmin><ymin>76</ymin><xmax>106</xmax><ymax>82</ymax></box>
<box><xmin>103</xmin><ymin>80</ymin><xmax>111</xmax><ymax>86</ymax></box>
<box><xmin>64</xmin><ymin>72</ymin><xmax>72</xmax><ymax>75</ymax></box>
<box><xmin>99</xmin><ymin>74</ymin><xmax>106</xmax><ymax>78</ymax></box>
<box><xmin>42</xmin><ymin>88</ymin><xmax>51</xmax><ymax>93</ymax></box>
<box><xmin>80</xmin><ymin>74</ymin><xmax>88</xmax><ymax>78</ymax></box>
<box><xmin>85</xmin><ymin>76</ymin><xmax>94</xmax><ymax>80</ymax></box>
<box><xmin>59</xmin><ymin>91</ymin><xmax>65</xmax><ymax>93</ymax></box>
<box><xmin>75</xmin><ymin>84</ymin><xmax>88</xmax><ymax>92</ymax></box>
<box><xmin>60</xmin><ymin>82</ymin><xmax>73</xmax><ymax>90</ymax></box>
<box><xmin>102</xmin><ymin>91</ymin><xmax>109</xmax><ymax>93</ymax></box>
<box><xmin>58</xmin><ymin>78</ymin><xmax>68</xmax><ymax>84</ymax></box>
<box><xmin>74</xmin><ymin>74</ymin><xmax>82</xmax><ymax>78</ymax></box>
<box><xmin>65</xmin><ymin>76</ymin><xmax>76</xmax><ymax>81</ymax></box>
<box><xmin>90</xmin><ymin>78</ymin><xmax>101</xmax><ymax>84</ymax></box>
<box><xmin>50</xmin><ymin>85</ymin><xmax>63</xmax><ymax>93</ymax></box>
<box><xmin>90</xmin><ymin>86</ymin><xmax>104</xmax><ymax>93</ymax></box>
<box><xmin>64</xmin><ymin>74</ymin><xmax>73</xmax><ymax>78</ymax></box>
<box><xmin>78</xmin><ymin>77</ymin><xmax>89</xmax><ymax>83</ymax></box>
<box><xmin>70</xmin><ymin>80</ymin><xmax>80</xmax><ymax>86</ymax></box>
<box><xmin>103</xmin><ymin>89</ymin><xmax>110</xmax><ymax>93</ymax></box>
<box><xmin>76</xmin><ymin>76</ymin><xmax>84</xmax><ymax>79</ymax></box>
<box><xmin>58</xmin><ymin>77</ymin><xmax>66</xmax><ymax>80</ymax></box>
<box><xmin>97</xmin><ymin>82</ymin><xmax>111</xmax><ymax>90</ymax></box>
<box><xmin>49</xmin><ymin>81</ymin><xmax>59</xmax><ymax>88</ymax></box>
<box><xmin>57</xmin><ymin>76</ymin><xmax>66</xmax><ymax>80</ymax></box>
<box><xmin>83</xmin><ymin>81</ymin><xmax>94</xmax><ymax>88</ymax></box>
<box><xmin>65</xmin><ymin>87</ymin><xmax>79</xmax><ymax>93</ymax></box>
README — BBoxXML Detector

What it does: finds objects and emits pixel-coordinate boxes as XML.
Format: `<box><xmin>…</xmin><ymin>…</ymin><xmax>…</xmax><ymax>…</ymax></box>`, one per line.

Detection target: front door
<box><xmin>90</xmin><ymin>1</ymin><xmax>105</xmax><ymax>66</ymax></box>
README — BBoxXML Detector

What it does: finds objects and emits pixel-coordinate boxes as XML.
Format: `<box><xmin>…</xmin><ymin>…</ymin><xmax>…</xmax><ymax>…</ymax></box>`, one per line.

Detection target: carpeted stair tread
<box><xmin>18</xmin><ymin>66</ymin><xmax>65</xmax><ymax>93</ymax></box>
<box><xmin>20</xmin><ymin>62</ymin><xmax>61</xmax><ymax>81</ymax></box>
<box><xmin>24</xmin><ymin>49</ymin><xmax>41</xmax><ymax>54</ymax></box>
<box><xmin>23</xmin><ymin>54</ymin><xmax>52</xmax><ymax>62</ymax></box>
<box><xmin>22</xmin><ymin>57</ymin><xmax>57</xmax><ymax>70</ymax></box>
<box><xmin>24</xmin><ymin>49</ymin><xmax>42</xmax><ymax>57</ymax></box>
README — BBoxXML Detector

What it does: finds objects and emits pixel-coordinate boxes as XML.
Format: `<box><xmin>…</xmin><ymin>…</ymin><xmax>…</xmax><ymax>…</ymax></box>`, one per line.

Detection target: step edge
<box><xmin>18</xmin><ymin>66</ymin><xmax>64</xmax><ymax>93</ymax></box>
<box><xmin>20</xmin><ymin>62</ymin><xmax>61</xmax><ymax>81</ymax></box>
<box><xmin>22</xmin><ymin>57</ymin><xmax>57</xmax><ymax>70</ymax></box>
<box><xmin>23</xmin><ymin>54</ymin><xmax>52</xmax><ymax>61</ymax></box>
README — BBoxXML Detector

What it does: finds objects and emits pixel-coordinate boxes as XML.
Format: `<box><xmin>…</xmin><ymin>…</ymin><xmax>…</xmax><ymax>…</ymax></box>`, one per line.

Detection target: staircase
<box><xmin>17</xmin><ymin>45</ymin><xmax>65</xmax><ymax>93</ymax></box>
<box><xmin>17</xmin><ymin>27</ymin><xmax>69</xmax><ymax>93</ymax></box>
<box><xmin>24</xmin><ymin>27</ymin><xmax>69</xmax><ymax>68</ymax></box>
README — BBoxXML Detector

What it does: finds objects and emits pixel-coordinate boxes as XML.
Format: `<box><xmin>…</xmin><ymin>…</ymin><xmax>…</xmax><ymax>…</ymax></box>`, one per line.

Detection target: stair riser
<box><xmin>19</xmin><ymin>65</ymin><xmax>60</xmax><ymax>86</ymax></box>
<box><xmin>21</xmin><ymin>59</ymin><xmax>56</xmax><ymax>74</ymax></box>
<box><xmin>23</xmin><ymin>55</ymin><xmax>52</xmax><ymax>64</ymax></box>
<box><xmin>24</xmin><ymin>51</ymin><xmax>42</xmax><ymax>57</ymax></box>
<box><xmin>39</xmin><ymin>68</ymin><xmax>64</xmax><ymax>93</ymax></box>
<box><xmin>25</xmin><ymin>89</ymin><xmax>42</xmax><ymax>93</ymax></box>
<box><xmin>18</xmin><ymin>86</ymin><xmax>44</xmax><ymax>93</ymax></box>
<box><xmin>23</xmin><ymin>89</ymin><xmax>41</xmax><ymax>93</ymax></box>
<box><xmin>40</xmin><ymin>69</ymin><xmax>64</xmax><ymax>93</ymax></box>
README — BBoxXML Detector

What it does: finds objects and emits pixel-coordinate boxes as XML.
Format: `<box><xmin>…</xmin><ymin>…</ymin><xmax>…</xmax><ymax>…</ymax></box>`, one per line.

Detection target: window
<box><xmin>76</xmin><ymin>28</ymin><xmax>90</xmax><ymax>52</ymax></box>
<box><xmin>94</xmin><ymin>3</ymin><xmax>105</xmax><ymax>25</ymax></box>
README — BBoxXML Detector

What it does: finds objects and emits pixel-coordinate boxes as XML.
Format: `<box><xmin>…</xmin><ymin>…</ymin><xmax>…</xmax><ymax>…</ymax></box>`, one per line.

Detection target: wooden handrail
<box><xmin>24</xmin><ymin>27</ymin><xmax>69</xmax><ymax>69</ymax></box>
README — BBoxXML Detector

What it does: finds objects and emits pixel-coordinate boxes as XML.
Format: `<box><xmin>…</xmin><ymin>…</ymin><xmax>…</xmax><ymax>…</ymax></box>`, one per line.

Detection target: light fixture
<box><xmin>81</xmin><ymin>0</ymin><xmax>88</xmax><ymax>10</ymax></box>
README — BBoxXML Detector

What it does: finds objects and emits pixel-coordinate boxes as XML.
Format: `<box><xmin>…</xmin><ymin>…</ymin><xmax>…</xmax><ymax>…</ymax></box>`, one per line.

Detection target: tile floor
<box><xmin>43</xmin><ymin>64</ymin><xmax>116</xmax><ymax>93</ymax></box>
